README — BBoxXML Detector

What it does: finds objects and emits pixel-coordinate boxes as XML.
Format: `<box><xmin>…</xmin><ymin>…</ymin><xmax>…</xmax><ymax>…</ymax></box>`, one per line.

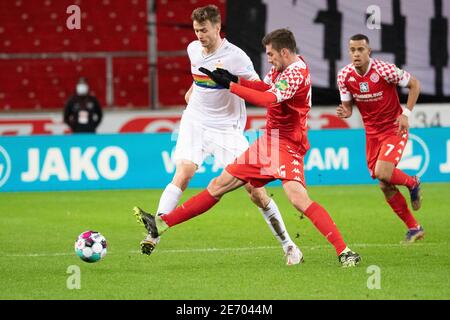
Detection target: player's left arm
<box><xmin>396</xmin><ymin>72</ymin><xmax>421</xmax><ymax>134</ymax></box>
<box><xmin>230</xmin><ymin>82</ymin><xmax>277</xmax><ymax>107</ymax></box>
<box><xmin>231</xmin><ymin>67</ymin><xmax>303</xmax><ymax>107</ymax></box>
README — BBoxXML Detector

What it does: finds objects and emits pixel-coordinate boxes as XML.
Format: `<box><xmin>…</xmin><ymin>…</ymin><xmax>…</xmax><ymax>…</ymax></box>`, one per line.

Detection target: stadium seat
<box><xmin>0</xmin><ymin>58</ymin><xmax>106</xmax><ymax>110</ymax></box>
<box><xmin>0</xmin><ymin>0</ymin><xmax>147</xmax><ymax>53</ymax></box>
<box><xmin>113</xmin><ymin>57</ymin><xmax>150</xmax><ymax>108</ymax></box>
<box><xmin>157</xmin><ymin>55</ymin><xmax>192</xmax><ymax>107</ymax></box>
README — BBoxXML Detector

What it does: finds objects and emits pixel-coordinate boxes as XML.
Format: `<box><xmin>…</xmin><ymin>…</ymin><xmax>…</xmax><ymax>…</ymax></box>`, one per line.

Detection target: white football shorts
<box><xmin>173</xmin><ymin>115</ymin><xmax>249</xmax><ymax>168</ymax></box>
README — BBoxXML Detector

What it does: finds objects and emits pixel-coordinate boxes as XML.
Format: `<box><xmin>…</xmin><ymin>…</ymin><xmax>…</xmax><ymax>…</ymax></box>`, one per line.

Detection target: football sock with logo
<box><xmin>259</xmin><ymin>199</ymin><xmax>294</xmax><ymax>249</ymax></box>
<box><xmin>159</xmin><ymin>189</ymin><xmax>219</xmax><ymax>227</ymax></box>
<box><xmin>389</xmin><ymin>168</ymin><xmax>416</xmax><ymax>189</ymax></box>
<box><xmin>304</xmin><ymin>202</ymin><xmax>347</xmax><ymax>255</ymax></box>
<box><xmin>157</xmin><ymin>183</ymin><xmax>183</xmax><ymax>214</ymax></box>
<box><xmin>387</xmin><ymin>191</ymin><xmax>419</xmax><ymax>229</ymax></box>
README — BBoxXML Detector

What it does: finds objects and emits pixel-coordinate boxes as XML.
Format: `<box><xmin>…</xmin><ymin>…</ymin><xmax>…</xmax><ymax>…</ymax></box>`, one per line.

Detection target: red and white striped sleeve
<box><xmin>373</xmin><ymin>59</ymin><xmax>411</xmax><ymax>87</ymax></box>
<box><xmin>337</xmin><ymin>64</ymin><xmax>353</xmax><ymax>102</ymax></box>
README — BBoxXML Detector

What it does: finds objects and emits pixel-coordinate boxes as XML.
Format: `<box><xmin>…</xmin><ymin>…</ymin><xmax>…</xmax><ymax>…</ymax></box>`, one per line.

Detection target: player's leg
<box><xmin>157</xmin><ymin>160</ymin><xmax>196</xmax><ymax>215</ymax></box>
<box><xmin>379</xmin><ymin>180</ymin><xmax>424</xmax><ymax>243</ymax></box>
<box><xmin>134</xmin><ymin>169</ymin><xmax>247</xmax><ymax>254</ymax></box>
<box><xmin>282</xmin><ymin>181</ymin><xmax>360</xmax><ymax>267</ymax></box>
<box><xmin>244</xmin><ymin>184</ymin><xmax>302</xmax><ymax>265</ymax></box>
<box><xmin>157</xmin><ymin>115</ymin><xmax>206</xmax><ymax>215</ymax></box>
<box><xmin>374</xmin><ymin>134</ymin><xmax>422</xmax><ymax>210</ymax></box>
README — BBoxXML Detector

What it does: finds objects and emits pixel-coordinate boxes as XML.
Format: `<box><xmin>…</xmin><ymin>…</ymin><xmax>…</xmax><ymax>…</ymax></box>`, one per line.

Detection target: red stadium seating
<box><xmin>157</xmin><ymin>55</ymin><xmax>192</xmax><ymax>107</ymax></box>
<box><xmin>0</xmin><ymin>0</ymin><xmax>147</xmax><ymax>53</ymax></box>
<box><xmin>0</xmin><ymin>58</ymin><xmax>106</xmax><ymax>110</ymax></box>
<box><xmin>113</xmin><ymin>57</ymin><xmax>150</xmax><ymax>108</ymax></box>
<box><xmin>0</xmin><ymin>0</ymin><xmax>226</xmax><ymax>110</ymax></box>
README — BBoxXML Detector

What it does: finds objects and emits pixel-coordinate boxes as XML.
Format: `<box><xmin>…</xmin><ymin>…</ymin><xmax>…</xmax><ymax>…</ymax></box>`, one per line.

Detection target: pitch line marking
<box><xmin>4</xmin><ymin>242</ymin><xmax>446</xmax><ymax>257</ymax></box>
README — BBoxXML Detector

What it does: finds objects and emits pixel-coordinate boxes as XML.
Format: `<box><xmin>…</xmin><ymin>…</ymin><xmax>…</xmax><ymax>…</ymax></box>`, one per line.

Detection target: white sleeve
<box><xmin>233</xmin><ymin>52</ymin><xmax>260</xmax><ymax>81</ymax></box>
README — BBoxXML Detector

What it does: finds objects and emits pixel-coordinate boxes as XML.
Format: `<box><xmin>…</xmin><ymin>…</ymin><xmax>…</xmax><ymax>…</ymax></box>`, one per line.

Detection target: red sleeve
<box><xmin>230</xmin><ymin>82</ymin><xmax>277</xmax><ymax>107</ymax></box>
<box><xmin>239</xmin><ymin>78</ymin><xmax>271</xmax><ymax>92</ymax></box>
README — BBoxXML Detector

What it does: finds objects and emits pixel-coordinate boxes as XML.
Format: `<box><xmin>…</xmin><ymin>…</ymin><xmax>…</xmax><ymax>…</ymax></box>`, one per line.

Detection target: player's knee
<box><xmin>172</xmin><ymin>172</ymin><xmax>194</xmax><ymax>190</ymax></box>
<box><xmin>374</xmin><ymin>170</ymin><xmax>391</xmax><ymax>183</ymax></box>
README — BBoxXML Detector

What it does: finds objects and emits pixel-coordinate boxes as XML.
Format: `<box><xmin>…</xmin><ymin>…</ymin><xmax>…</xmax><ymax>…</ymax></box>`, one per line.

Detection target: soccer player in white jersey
<box><xmin>138</xmin><ymin>5</ymin><xmax>301</xmax><ymax>265</ymax></box>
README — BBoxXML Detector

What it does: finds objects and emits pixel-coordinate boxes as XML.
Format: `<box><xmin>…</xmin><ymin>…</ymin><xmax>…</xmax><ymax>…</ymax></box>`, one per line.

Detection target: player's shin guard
<box><xmin>157</xmin><ymin>183</ymin><xmax>183</xmax><ymax>214</ymax></box>
<box><xmin>389</xmin><ymin>168</ymin><xmax>416</xmax><ymax>189</ymax></box>
<box><xmin>159</xmin><ymin>189</ymin><xmax>219</xmax><ymax>227</ymax></box>
<box><xmin>304</xmin><ymin>202</ymin><xmax>347</xmax><ymax>255</ymax></box>
<box><xmin>259</xmin><ymin>199</ymin><xmax>294</xmax><ymax>248</ymax></box>
<box><xmin>387</xmin><ymin>191</ymin><xmax>419</xmax><ymax>229</ymax></box>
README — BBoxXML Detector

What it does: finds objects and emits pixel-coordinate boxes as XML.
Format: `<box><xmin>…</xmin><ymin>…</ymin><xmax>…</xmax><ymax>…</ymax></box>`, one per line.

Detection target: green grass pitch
<box><xmin>0</xmin><ymin>183</ymin><xmax>449</xmax><ymax>300</ymax></box>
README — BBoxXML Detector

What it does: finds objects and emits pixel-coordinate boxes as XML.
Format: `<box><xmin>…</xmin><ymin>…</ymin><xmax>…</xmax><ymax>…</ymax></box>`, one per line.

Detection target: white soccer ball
<box><xmin>74</xmin><ymin>231</ymin><xmax>107</xmax><ymax>263</ymax></box>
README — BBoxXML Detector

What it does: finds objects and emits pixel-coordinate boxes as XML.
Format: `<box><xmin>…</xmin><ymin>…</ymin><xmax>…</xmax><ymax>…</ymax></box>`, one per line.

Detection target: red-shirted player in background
<box><xmin>134</xmin><ymin>29</ymin><xmax>361</xmax><ymax>267</ymax></box>
<box><xmin>337</xmin><ymin>34</ymin><xmax>423</xmax><ymax>243</ymax></box>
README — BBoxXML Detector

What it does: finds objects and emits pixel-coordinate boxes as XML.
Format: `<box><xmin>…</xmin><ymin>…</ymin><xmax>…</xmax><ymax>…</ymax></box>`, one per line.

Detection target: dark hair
<box><xmin>262</xmin><ymin>28</ymin><xmax>297</xmax><ymax>53</ymax></box>
<box><xmin>350</xmin><ymin>34</ymin><xmax>370</xmax><ymax>44</ymax></box>
<box><xmin>191</xmin><ymin>5</ymin><xmax>221</xmax><ymax>25</ymax></box>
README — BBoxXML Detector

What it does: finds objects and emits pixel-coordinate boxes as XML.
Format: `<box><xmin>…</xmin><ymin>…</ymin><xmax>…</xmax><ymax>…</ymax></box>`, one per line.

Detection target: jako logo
<box><xmin>21</xmin><ymin>146</ymin><xmax>128</xmax><ymax>182</ymax></box>
<box><xmin>397</xmin><ymin>134</ymin><xmax>430</xmax><ymax>177</ymax></box>
<box><xmin>0</xmin><ymin>145</ymin><xmax>12</xmax><ymax>188</ymax></box>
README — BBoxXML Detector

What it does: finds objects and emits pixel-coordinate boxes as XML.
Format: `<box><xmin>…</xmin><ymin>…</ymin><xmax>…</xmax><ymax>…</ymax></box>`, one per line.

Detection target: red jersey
<box><xmin>263</xmin><ymin>57</ymin><xmax>311</xmax><ymax>152</ymax></box>
<box><xmin>337</xmin><ymin>58</ymin><xmax>411</xmax><ymax>136</ymax></box>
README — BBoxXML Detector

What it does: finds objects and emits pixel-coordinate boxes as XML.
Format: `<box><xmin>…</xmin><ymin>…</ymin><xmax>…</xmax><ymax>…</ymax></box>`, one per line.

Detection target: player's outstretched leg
<box><xmin>133</xmin><ymin>189</ymin><xmax>218</xmax><ymax>255</ymax></box>
<box><xmin>283</xmin><ymin>181</ymin><xmax>361</xmax><ymax>267</ymax></box>
<box><xmin>384</xmin><ymin>165</ymin><xmax>422</xmax><ymax>211</ymax></box>
<box><xmin>133</xmin><ymin>207</ymin><xmax>167</xmax><ymax>255</ymax></box>
<box><xmin>245</xmin><ymin>184</ymin><xmax>303</xmax><ymax>265</ymax></box>
<box><xmin>380</xmin><ymin>181</ymin><xmax>425</xmax><ymax>243</ymax></box>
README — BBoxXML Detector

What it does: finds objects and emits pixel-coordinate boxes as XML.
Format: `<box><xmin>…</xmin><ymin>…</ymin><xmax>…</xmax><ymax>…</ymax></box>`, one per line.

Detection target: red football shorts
<box><xmin>225</xmin><ymin>134</ymin><xmax>306</xmax><ymax>188</ymax></box>
<box><xmin>366</xmin><ymin>131</ymin><xmax>409</xmax><ymax>178</ymax></box>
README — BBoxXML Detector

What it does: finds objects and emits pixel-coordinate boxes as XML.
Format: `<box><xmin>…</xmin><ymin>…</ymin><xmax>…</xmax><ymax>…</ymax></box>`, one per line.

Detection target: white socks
<box><xmin>259</xmin><ymin>199</ymin><xmax>294</xmax><ymax>250</ymax></box>
<box><xmin>157</xmin><ymin>183</ymin><xmax>183</xmax><ymax>215</ymax></box>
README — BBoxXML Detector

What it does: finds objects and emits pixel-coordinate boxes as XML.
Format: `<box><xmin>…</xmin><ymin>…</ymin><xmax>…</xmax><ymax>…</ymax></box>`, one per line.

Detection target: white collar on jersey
<box><xmin>202</xmin><ymin>38</ymin><xmax>227</xmax><ymax>59</ymax></box>
<box><xmin>353</xmin><ymin>58</ymin><xmax>373</xmax><ymax>77</ymax></box>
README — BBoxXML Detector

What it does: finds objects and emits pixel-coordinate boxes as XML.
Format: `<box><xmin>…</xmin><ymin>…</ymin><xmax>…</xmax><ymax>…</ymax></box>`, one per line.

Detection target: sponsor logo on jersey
<box><xmin>349</xmin><ymin>76</ymin><xmax>356</xmax><ymax>82</ymax></box>
<box><xmin>0</xmin><ymin>145</ymin><xmax>11</xmax><ymax>188</ymax></box>
<box><xmin>359</xmin><ymin>82</ymin><xmax>369</xmax><ymax>93</ymax></box>
<box><xmin>276</xmin><ymin>79</ymin><xmax>289</xmax><ymax>91</ymax></box>
<box><xmin>370</xmin><ymin>73</ymin><xmax>379</xmax><ymax>83</ymax></box>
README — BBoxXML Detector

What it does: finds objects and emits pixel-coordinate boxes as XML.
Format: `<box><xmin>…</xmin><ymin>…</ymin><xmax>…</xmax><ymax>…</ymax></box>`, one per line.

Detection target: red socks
<box><xmin>389</xmin><ymin>168</ymin><xmax>416</xmax><ymax>189</ymax></box>
<box><xmin>160</xmin><ymin>189</ymin><xmax>219</xmax><ymax>227</ymax></box>
<box><xmin>387</xmin><ymin>191</ymin><xmax>419</xmax><ymax>229</ymax></box>
<box><xmin>304</xmin><ymin>202</ymin><xmax>347</xmax><ymax>255</ymax></box>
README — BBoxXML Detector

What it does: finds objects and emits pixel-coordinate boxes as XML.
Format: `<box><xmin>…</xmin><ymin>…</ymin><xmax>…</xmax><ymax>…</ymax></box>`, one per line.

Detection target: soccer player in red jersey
<box><xmin>134</xmin><ymin>29</ymin><xmax>361</xmax><ymax>267</ymax></box>
<box><xmin>336</xmin><ymin>34</ymin><xmax>424</xmax><ymax>243</ymax></box>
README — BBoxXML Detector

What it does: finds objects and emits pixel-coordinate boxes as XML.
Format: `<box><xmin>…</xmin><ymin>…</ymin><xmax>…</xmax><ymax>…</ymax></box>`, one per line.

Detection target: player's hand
<box><xmin>215</xmin><ymin>68</ymin><xmax>238</xmax><ymax>83</ymax></box>
<box><xmin>395</xmin><ymin>114</ymin><xmax>409</xmax><ymax>135</ymax></box>
<box><xmin>336</xmin><ymin>104</ymin><xmax>351</xmax><ymax>118</ymax></box>
<box><xmin>198</xmin><ymin>67</ymin><xmax>231</xmax><ymax>89</ymax></box>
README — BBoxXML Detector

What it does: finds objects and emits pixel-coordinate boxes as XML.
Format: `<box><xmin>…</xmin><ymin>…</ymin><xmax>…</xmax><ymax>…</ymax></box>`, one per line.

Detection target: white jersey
<box><xmin>185</xmin><ymin>39</ymin><xmax>259</xmax><ymax>130</ymax></box>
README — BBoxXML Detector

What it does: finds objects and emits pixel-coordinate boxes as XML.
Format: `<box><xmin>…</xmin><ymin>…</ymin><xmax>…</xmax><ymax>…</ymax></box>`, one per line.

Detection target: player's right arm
<box><xmin>336</xmin><ymin>101</ymin><xmax>353</xmax><ymax>118</ymax></box>
<box><xmin>336</xmin><ymin>67</ymin><xmax>353</xmax><ymax>118</ymax></box>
